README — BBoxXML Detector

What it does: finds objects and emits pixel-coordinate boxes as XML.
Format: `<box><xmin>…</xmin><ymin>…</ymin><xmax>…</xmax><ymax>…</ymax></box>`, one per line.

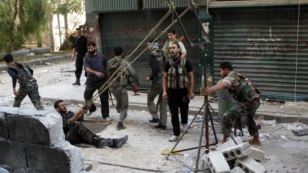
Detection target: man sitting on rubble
<box><xmin>54</xmin><ymin>100</ymin><xmax>128</xmax><ymax>148</ymax></box>
<box><xmin>204</xmin><ymin>62</ymin><xmax>261</xmax><ymax>145</ymax></box>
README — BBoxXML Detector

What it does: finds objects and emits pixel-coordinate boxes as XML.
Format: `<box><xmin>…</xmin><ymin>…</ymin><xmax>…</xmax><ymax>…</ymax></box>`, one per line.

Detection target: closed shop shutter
<box><xmin>212</xmin><ymin>6</ymin><xmax>308</xmax><ymax>100</ymax></box>
<box><xmin>100</xmin><ymin>10</ymin><xmax>203</xmax><ymax>89</ymax></box>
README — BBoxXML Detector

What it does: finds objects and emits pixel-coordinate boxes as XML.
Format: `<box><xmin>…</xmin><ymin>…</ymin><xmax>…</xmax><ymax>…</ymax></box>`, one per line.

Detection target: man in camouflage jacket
<box><xmin>205</xmin><ymin>62</ymin><xmax>261</xmax><ymax>145</ymax></box>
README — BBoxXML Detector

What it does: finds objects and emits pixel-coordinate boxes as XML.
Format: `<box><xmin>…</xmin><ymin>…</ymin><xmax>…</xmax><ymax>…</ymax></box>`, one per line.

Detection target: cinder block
<box><xmin>222</xmin><ymin>142</ymin><xmax>251</xmax><ymax>161</ymax></box>
<box><xmin>0</xmin><ymin>106</ymin><xmax>64</xmax><ymax>146</ymax></box>
<box><xmin>206</xmin><ymin>151</ymin><xmax>230</xmax><ymax>173</ymax></box>
<box><xmin>248</xmin><ymin>147</ymin><xmax>265</xmax><ymax>162</ymax></box>
<box><xmin>230</xmin><ymin>167</ymin><xmax>245</xmax><ymax>173</ymax></box>
<box><xmin>0</xmin><ymin>140</ymin><xmax>27</xmax><ymax>168</ymax></box>
<box><xmin>0</xmin><ymin>113</ymin><xmax>8</xmax><ymax>139</ymax></box>
<box><xmin>26</xmin><ymin>142</ymin><xmax>83</xmax><ymax>173</ymax></box>
<box><xmin>216</xmin><ymin>137</ymin><xmax>243</xmax><ymax>151</ymax></box>
<box><xmin>235</xmin><ymin>157</ymin><xmax>266</xmax><ymax>173</ymax></box>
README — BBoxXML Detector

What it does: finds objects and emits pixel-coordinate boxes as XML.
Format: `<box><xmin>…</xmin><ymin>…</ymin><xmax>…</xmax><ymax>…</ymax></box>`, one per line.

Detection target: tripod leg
<box><xmin>166</xmin><ymin>103</ymin><xmax>205</xmax><ymax>160</ymax></box>
<box><xmin>207</xmin><ymin>107</ymin><xmax>218</xmax><ymax>145</ymax></box>
<box><xmin>195</xmin><ymin>104</ymin><xmax>208</xmax><ymax>171</ymax></box>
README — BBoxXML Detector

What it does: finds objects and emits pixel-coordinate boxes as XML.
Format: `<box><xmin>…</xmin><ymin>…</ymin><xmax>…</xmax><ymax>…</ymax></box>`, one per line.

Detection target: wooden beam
<box><xmin>208</xmin><ymin>0</ymin><xmax>308</xmax><ymax>8</ymax></box>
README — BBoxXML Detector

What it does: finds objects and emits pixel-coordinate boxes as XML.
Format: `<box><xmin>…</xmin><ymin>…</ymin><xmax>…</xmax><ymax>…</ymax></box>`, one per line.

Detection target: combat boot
<box><xmin>72</xmin><ymin>79</ymin><xmax>81</xmax><ymax>85</ymax></box>
<box><xmin>113</xmin><ymin>135</ymin><xmax>128</xmax><ymax>148</ymax></box>
<box><xmin>92</xmin><ymin>136</ymin><xmax>113</xmax><ymax>148</ymax></box>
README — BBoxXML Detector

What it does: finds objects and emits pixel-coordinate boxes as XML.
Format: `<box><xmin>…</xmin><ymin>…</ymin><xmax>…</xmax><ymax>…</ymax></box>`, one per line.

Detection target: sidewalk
<box><xmin>39</xmin><ymin>79</ymin><xmax>308</xmax><ymax>125</ymax></box>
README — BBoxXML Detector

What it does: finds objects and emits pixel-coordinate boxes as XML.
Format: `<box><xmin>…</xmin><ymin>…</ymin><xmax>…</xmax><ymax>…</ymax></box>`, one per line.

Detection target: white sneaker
<box><xmin>169</xmin><ymin>135</ymin><xmax>179</xmax><ymax>142</ymax></box>
<box><xmin>103</xmin><ymin>117</ymin><xmax>112</xmax><ymax>121</ymax></box>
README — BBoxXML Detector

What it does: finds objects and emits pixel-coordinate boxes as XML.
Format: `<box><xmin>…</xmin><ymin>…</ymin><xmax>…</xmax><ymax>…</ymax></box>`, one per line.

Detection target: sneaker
<box><xmin>113</xmin><ymin>135</ymin><xmax>128</xmax><ymax>148</ymax></box>
<box><xmin>117</xmin><ymin>122</ymin><xmax>126</xmax><ymax>130</ymax></box>
<box><xmin>169</xmin><ymin>135</ymin><xmax>179</xmax><ymax>142</ymax></box>
<box><xmin>103</xmin><ymin>116</ymin><xmax>112</xmax><ymax>121</ymax></box>
<box><xmin>154</xmin><ymin>124</ymin><xmax>166</xmax><ymax>130</ymax></box>
<box><xmin>149</xmin><ymin>118</ymin><xmax>160</xmax><ymax>123</ymax></box>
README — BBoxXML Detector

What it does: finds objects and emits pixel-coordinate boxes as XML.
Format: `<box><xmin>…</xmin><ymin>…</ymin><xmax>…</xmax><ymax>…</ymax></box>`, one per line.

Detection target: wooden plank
<box><xmin>208</xmin><ymin>0</ymin><xmax>308</xmax><ymax>8</ymax></box>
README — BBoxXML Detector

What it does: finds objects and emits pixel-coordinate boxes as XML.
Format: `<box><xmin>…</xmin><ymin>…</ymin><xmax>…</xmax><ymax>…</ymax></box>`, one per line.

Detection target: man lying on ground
<box><xmin>54</xmin><ymin>100</ymin><xmax>128</xmax><ymax>148</ymax></box>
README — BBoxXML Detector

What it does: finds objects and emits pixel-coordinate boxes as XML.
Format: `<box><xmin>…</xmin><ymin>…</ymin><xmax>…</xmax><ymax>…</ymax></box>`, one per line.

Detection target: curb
<box><xmin>0</xmin><ymin>54</ymin><xmax>71</xmax><ymax>72</ymax></box>
<box><xmin>41</xmin><ymin>97</ymin><xmax>308</xmax><ymax>125</ymax></box>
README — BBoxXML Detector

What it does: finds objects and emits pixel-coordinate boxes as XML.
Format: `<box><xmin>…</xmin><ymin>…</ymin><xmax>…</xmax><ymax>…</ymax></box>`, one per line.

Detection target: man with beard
<box><xmin>204</xmin><ymin>62</ymin><xmax>261</xmax><ymax>145</ymax></box>
<box><xmin>54</xmin><ymin>100</ymin><xmax>128</xmax><ymax>148</ymax></box>
<box><xmin>162</xmin><ymin>42</ymin><xmax>195</xmax><ymax>142</ymax></box>
<box><xmin>83</xmin><ymin>41</ymin><xmax>110</xmax><ymax>121</ymax></box>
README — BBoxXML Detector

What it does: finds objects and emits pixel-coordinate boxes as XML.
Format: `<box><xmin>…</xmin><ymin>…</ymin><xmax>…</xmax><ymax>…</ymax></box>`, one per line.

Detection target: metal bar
<box><xmin>166</xmin><ymin>102</ymin><xmax>205</xmax><ymax>160</ymax></box>
<box><xmin>95</xmin><ymin>161</ymin><xmax>165</xmax><ymax>172</ymax></box>
<box><xmin>171</xmin><ymin>143</ymin><xmax>216</xmax><ymax>153</ymax></box>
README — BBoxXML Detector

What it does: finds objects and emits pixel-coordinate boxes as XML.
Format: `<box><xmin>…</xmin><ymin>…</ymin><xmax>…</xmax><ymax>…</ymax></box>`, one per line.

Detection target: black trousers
<box><xmin>167</xmin><ymin>88</ymin><xmax>190</xmax><ymax>136</ymax></box>
<box><xmin>75</xmin><ymin>54</ymin><xmax>85</xmax><ymax>79</ymax></box>
<box><xmin>84</xmin><ymin>80</ymin><xmax>109</xmax><ymax>118</ymax></box>
<box><xmin>66</xmin><ymin>122</ymin><xmax>95</xmax><ymax>144</ymax></box>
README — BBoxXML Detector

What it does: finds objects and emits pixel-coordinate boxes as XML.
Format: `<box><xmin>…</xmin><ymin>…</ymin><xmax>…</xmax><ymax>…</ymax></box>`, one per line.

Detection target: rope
<box><xmin>88</xmin><ymin>6</ymin><xmax>191</xmax><ymax>107</ymax></box>
<box><xmin>294</xmin><ymin>0</ymin><xmax>301</xmax><ymax>102</ymax></box>
<box><xmin>86</xmin><ymin>7</ymin><xmax>173</xmax><ymax>107</ymax></box>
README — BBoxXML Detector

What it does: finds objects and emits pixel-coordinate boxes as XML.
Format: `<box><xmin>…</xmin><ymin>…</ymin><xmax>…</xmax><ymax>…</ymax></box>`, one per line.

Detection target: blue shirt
<box><xmin>84</xmin><ymin>52</ymin><xmax>107</xmax><ymax>82</ymax></box>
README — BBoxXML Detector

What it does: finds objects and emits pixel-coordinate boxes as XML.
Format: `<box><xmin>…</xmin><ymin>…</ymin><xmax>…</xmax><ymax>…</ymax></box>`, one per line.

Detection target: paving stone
<box><xmin>248</xmin><ymin>147</ymin><xmax>265</xmax><ymax>162</ymax></box>
<box><xmin>206</xmin><ymin>151</ymin><xmax>230</xmax><ymax>173</ymax></box>
<box><xmin>235</xmin><ymin>157</ymin><xmax>266</xmax><ymax>173</ymax></box>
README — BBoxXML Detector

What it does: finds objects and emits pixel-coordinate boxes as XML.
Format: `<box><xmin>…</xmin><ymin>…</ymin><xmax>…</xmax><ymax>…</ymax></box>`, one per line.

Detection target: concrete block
<box><xmin>235</xmin><ymin>157</ymin><xmax>266</xmax><ymax>173</ymax></box>
<box><xmin>230</xmin><ymin>167</ymin><xmax>245</xmax><ymax>173</ymax></box>
<box><xmin>248</xmin><ymin>147</ymin><xmax>265</xmax><ymax>162</ymax></box>
<box><xmin>0</xmin><ymin>106</ymin><xmax>65</xmax><ymax>146</ymax></box>
<box><xmin>222</xmin><ymin>142</ymin><xmax>251</xmax><ymax>161</ymax></box>
<box><xmin>26</xmin><ymin>142</ymin><xmax>83</xmax><ymax>173</ymax></box>
<box><xmin>206</xmin><ymin>151</ymin><xmax>230</xmax><ymax>173</ymax></box>
<box><xmin>30</xmin><ymin>47</ymin><xmax>51</xmax><ymax>54</ymax></box>
<box><xmin>0</xmin><ymin>113</ymin><xmax>8</xmax><ymax>139</ymax></box>
<box><xmin>0</xmin><ymin>140</ymin><xmax>27</xmax><ymax>168</ymax></box>
<box><xmin>11</xmin><ymin>50</ymin><xmax>31</xmax><ymax>57</ymax></box>
<box><xmin>216</xmin><ymin>136</ymin><xmax>243</xmax><ymax>151</ymax></box>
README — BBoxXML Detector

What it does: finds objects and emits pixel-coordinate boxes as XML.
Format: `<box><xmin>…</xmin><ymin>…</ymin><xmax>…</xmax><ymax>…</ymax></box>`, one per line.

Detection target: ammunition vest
<box><xmin>228</xmin><ymin>72</ymin><xmax>260</xmax><ymax>102</ymax></box>
<box><xmin>108</xmin><ymin>57</ymin><xmax>129</xmax><ymax>87</ymax></box>
<box><xmin>167</xmin><ymin>58</ymin><xmax>188</xmax><ymax>89</ymax></box>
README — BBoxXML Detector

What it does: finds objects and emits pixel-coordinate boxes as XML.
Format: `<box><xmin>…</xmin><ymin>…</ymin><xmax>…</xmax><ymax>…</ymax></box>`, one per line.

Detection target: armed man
<box><xmin>204</xmin><ymin>62</ymin><xmax>261</xmax><ymax>145</ymax></box>
<box><xmin>3</xmin><ymin>54</ymin><xmax>44</xmax><ymax>110</ymax></box>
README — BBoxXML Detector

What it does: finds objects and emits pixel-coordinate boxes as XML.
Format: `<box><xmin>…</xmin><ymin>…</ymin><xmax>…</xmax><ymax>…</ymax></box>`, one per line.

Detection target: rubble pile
<box><xmin>202</xmin><ymin>137</ymin><xmax>266</xmax><ymax>173</ymax></box>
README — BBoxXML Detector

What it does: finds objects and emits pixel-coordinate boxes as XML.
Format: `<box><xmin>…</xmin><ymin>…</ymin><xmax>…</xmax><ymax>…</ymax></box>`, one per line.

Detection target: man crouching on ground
<box><xmin>54</xmin><ymin>100</ymin><xmax>128</xmax><ymax>148</ymax></box>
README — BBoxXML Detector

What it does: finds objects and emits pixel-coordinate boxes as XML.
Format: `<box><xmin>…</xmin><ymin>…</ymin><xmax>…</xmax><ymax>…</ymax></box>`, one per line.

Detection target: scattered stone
<box><xmin>248</xmin><ymin>147</ymin><xmax>265</xmax><ymax>162</ymax></box>
<box><xmin>230</xmin><ymin>166</ymin><xmax>245</xmax><ymax>173</ymax></box>
<box><xmin>292</xmin><ymin>128</ymin><xmax>308</xmax><ymax>136</ymax></box>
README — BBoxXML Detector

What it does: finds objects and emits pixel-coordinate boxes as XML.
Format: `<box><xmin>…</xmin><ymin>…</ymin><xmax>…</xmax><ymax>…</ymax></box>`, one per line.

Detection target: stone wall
<box><xmin>0</xmin><ymin>107</ymin><xmax>83</xmax><ymax>173</ymax></box>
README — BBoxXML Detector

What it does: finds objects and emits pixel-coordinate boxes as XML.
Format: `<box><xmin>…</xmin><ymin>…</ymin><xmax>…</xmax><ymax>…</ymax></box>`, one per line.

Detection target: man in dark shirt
<box><xmin>162</xmin><ymin>42</ymin><xmax>194</xmax><ymax>142</ymax></box>
<box><xmin>54</xmin><ymin>100</ymin><xmax>128</xmax><ymax>148</ymax></box>
<box><xmin>84</xmin><ymin>41</ymin><xmax>110</xmax><ymax>121</ymax></box>
<box><xmin>72</xmin><ymin>28</ymin><xmax>87</xmax><ymax>85</ymax></box>
<box><xmin>3</xmin><ymin>54</ymin><xmax>44</xmax><ymax>110</ymax></box>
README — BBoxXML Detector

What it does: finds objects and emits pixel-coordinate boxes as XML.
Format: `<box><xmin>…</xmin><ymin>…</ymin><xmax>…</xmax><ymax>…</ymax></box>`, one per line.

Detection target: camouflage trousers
<box><xmin>110</xmin><ymin>86</ymin><xmax>128</xmax><ymax>123</ymax></box>
<box><xmin>147</xmin><ymin>82</ymin><xmax>167</xmax><ymax>126</ymax></box>
<box><xmin>13</xmin><ymin>82</ymin><xmax>44</xmax><ymax>110</ymax></box>
<box><xmin>222</xmin><ymin>98</ymin><xmax>260</xmax><ymax>137</ymax></box>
